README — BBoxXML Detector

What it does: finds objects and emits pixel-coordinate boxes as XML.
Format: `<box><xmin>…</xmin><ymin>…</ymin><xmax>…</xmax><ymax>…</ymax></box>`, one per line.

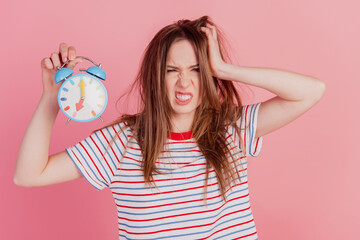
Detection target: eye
<box><xmin>193</xmin><ymin>68</ymin><xmax>200</xmax><ymax>72</ymax></box>
<box><xmin>167</xmin><ymin>69</ymin><xmax>176</xmax><ymax>72</ymax></box>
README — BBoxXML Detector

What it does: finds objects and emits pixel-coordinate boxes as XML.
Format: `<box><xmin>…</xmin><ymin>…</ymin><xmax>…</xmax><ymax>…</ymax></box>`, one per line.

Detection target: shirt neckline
<box><xmin>169</xmin><ymin>131</ymin><xmax>193</xmax><ymax>140</ymax></box>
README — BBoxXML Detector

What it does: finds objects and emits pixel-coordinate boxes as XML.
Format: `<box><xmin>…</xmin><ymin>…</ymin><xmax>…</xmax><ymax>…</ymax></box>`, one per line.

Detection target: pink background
<box><xmin>2</xmin><ymin>0</ymin><xmax>359</xmax><ymax>239</ymax></box>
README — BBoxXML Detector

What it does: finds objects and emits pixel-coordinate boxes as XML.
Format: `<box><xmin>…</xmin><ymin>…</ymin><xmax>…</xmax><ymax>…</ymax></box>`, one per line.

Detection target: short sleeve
<box><xmin>66</xmin><ymin>122</ymin><xmax>129</xmax><ymax>191</ymax></box>
<box><xmin>229</xmin><ymin>102</ymin><xmax>263</xmax><ymax>157</ymax></box>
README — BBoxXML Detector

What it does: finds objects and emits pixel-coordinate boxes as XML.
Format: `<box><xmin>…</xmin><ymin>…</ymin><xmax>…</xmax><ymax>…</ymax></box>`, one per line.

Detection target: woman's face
<box><xmin>165</xmin><ymin>39</ymin><xmax>201</xmax><ymax>124</ymax></box>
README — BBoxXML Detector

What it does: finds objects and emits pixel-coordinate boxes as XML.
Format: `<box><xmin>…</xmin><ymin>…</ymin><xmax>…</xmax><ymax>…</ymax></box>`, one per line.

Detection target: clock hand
<box><xmin>76</xmin><ymin>79</ymin><xmax>86</xmax><ymax>111</ymax></box>
<box><xmin>78</xmin><ymin>79</ymin><xmax>86</xmax><ymax>98</ymax></box>
<box><xmin>75</xmin><ymin>98</ymin><xmax>85</xmax><ymax>111</ymax></box>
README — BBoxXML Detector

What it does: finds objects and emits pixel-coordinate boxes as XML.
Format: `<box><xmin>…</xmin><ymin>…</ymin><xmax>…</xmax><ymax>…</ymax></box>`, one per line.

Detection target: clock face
<box><xmin>58</xmin><ymin>74</ymin><xmax>108</xmax><ymax>122</ymax></box>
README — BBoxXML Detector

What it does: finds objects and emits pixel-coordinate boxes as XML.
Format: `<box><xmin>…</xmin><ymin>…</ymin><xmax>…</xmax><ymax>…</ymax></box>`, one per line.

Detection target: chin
<box><xmin>171</xmin><ymin>106</ymin><xmax>196</xmax><ymax>116</ymax></box>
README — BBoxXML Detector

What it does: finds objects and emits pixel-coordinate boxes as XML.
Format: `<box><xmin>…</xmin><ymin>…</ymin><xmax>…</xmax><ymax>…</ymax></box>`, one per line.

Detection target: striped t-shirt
<box><xmin>66</xmin><ymin>102</ymin><xmax>263</xmax><ymax>240</ymax></box>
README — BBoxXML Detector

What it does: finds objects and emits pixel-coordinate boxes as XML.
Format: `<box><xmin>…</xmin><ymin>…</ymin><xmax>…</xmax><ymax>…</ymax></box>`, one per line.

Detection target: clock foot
<box><xmin>66</xmin><ymin>118</ymin><xmax>71</xmax><ymax>125</ymax></box>
<box><xmin>98</xmin><ymin>116</ymin><xmax>104</xmax><ymax>122</ymax></box>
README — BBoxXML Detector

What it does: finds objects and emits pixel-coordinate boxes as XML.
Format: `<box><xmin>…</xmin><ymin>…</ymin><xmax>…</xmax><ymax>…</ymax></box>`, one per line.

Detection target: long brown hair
<box><xmin>102</xmin><ymin>16</ymin><xmax>247</xmax><ymax>202</ymax></box>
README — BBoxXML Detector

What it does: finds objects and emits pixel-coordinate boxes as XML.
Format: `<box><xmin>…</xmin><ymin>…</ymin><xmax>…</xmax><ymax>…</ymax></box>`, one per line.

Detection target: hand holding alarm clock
<box><xmin>40</xmin><ymin>43</ymin><xmax>82</xmax><ymax>96</ymax></box>
<box><xmin>55</xmin><ymin>56</ymin><xmax>108</xmax><ymax>124</ymax></box>
<box><xmin>40</xmin><ymin>43</ymin><xmax>108</xmax><ymax>125</ymax></box>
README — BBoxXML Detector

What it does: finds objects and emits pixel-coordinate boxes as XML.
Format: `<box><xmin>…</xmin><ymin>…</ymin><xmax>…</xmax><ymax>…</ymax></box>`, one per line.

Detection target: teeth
<box><xmin>176</xmin><ymin>94</ymin><xmax>191</xmax><ymax>101</ymax></box>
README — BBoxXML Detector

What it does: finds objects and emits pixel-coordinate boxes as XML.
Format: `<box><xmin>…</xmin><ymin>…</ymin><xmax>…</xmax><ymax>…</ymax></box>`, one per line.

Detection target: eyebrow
<box><xmin>166</xmin><ymin>64</ymin><xmax>199</xmax><ymax>68</ymax></box>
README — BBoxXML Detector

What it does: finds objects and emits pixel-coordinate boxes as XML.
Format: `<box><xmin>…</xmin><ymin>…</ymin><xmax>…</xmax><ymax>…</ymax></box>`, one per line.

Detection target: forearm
<box><xmin>14</xmin><ymin>93</ymin><xmax>59</xmax><ymax>185</ymax></box>
<box><xmin>217</xmin><ymin>63</ymin><xmax>325</xmax><ymax>101</ymax></box>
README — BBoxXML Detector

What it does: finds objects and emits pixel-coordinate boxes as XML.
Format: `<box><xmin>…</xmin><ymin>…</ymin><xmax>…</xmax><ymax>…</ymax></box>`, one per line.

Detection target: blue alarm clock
<box><xmin>55</xmin><ymin>56</ymin><xmax>108</xmax><ymax>124</ymax></box>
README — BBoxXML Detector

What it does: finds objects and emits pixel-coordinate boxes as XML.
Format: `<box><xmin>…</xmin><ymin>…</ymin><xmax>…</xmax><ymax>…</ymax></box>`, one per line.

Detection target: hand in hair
<box><xmin>200</xmin><ymin>23</ymin><xmax>226</xmax><ymax>79</ymax></box>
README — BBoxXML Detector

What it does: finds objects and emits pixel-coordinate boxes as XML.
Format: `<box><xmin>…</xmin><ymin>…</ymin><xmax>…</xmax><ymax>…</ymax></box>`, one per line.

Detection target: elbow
<box><xmin>13</xmin><ymin>176</ymin><xmax>23</xmax><ymax>187</ymax></box>
<box><xmin>318</xmin><ymin>80</ymin><xmax>326</xmax><ymax>96</ymax></box>
<box><xmin>312</xmin><ymin>79</ymin><xmax>326</xmax><ymax>102</ymax></box>
<box><xmin>13</xmin><ymin>176</ymin><xmax>25</xmax><ymax>187</ymax></box>
<box><xmin>13</xmin><ymin>175</ymin><xmax>33</xmax><ymax>188</ymax></box>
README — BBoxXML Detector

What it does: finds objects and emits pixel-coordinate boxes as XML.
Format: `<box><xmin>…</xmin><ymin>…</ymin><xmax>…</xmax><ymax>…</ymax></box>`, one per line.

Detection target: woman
<box><xmin>14</xmin><ymin>16</ymin><xmax>325</xmax><ymax>239</ymax></box>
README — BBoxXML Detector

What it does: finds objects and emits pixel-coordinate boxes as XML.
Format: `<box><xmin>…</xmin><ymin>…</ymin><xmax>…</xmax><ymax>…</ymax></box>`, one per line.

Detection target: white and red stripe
<box><xmin>66</xmin><ymin>103</ymin><xmax>263</xmax><ymax>239</ymax></box>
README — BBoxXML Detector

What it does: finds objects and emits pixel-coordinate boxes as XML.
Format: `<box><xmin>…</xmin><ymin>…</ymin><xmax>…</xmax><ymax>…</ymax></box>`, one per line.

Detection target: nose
<box><xmin>177</xmin><ymin>71</ymin><xmax>191</xmax><ymax>88</ymax></box>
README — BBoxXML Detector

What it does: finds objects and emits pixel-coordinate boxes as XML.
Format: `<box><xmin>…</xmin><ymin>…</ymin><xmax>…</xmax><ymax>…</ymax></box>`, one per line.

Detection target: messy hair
<box><xmin>102</xmin><ymin>16</ymin><xmax>247</xmax><ymax>202</ymax></box>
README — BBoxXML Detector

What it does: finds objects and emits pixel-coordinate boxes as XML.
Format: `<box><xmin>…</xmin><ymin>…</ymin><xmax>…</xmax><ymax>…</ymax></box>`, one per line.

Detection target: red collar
<box><xmin>169</xmin><ymin>131</ymin><xmax>193</xmax><ymax>140</ymax></box>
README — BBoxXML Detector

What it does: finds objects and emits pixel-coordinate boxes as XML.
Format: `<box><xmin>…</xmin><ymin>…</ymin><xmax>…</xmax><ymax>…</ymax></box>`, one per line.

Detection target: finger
<box><xmin>41</xmin><ymin>57</ymin><xmax>54</xmax><ymax>69</ymax></box>
<box><xmin>200</xmin><ymin>26</ymin><xmax>210</xmax><ymax>36</ymax></box>
<box><xmin>206</xmin><ymin>23</ymin><xmax>216</xmax><ymax>30</ymax></box>
<box><xmin>68</xmin><ymin>46</ymin><xmax>76</xmax><ymax>60</ymax></box>
<box><xmin>66</xmin><ymin>56</ymin><xmax>83</xmax><ymax>70</ymax></box>
<box><xmin>201</xmin><ymin>26</ymin><xmax>216</xmax><ymax>43</ymax></box>
<box><xmin>59</xmin><ymin>42</ymin><xmax>68</xmax><ymax>62</ymax></box>
<box><xmin>206</xmin><ymin>23</ymin><xmax>214</xmax><ymax>27</ymax></box>
<box><xmin>201</xmin><ymin>26</ymin><xmax>213</xmax><ymax>36</ymax></box>
<box><xmin>206</xmin><ymin>23</ymin><xmax>217</xmax><ymax>40</ymax></box>
<box><xmin>50</xmin><ymin>52</ymin><xmax>62</xmax><ymax>69</ymax></box>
